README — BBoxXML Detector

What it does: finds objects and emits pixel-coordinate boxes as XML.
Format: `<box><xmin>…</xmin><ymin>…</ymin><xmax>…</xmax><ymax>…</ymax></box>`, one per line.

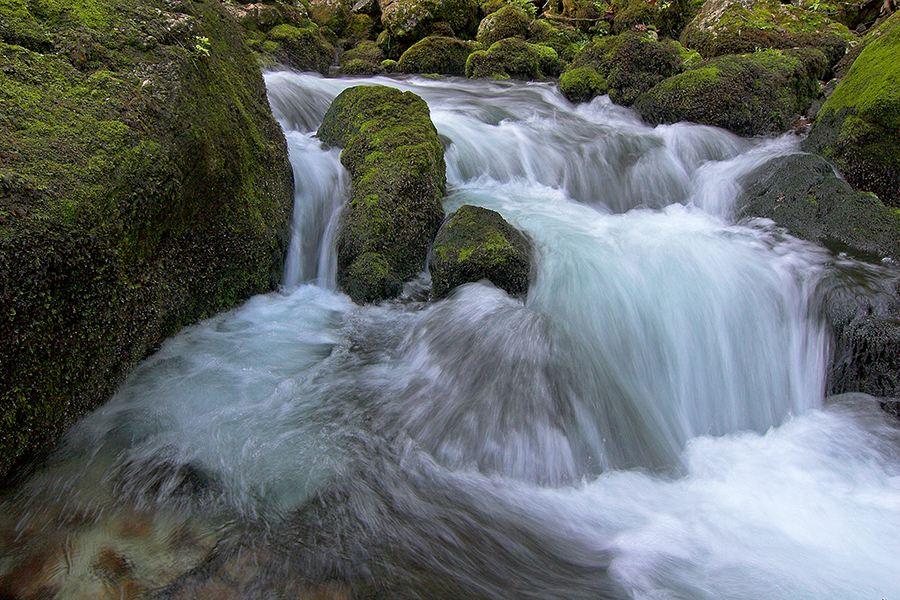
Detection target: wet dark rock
<box><xmin>430</xmin><ymin>205</ymin><xmax>532</xmax><ymax>299</ymax></box>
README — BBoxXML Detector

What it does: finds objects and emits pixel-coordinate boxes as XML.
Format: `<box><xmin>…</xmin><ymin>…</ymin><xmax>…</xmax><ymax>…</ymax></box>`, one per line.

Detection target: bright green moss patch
<box><xmin>466</xmin><ymin>37</ymin><xmax>561</xmax><ymax>79</ymax></box>
<box><xmin>398</xmin><ymin>35</ymin><xmax>475</xmax><ymax>75</ymax></box>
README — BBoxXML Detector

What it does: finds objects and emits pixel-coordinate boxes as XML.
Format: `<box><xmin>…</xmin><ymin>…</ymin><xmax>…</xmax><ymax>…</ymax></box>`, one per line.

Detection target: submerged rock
<box><xmin>0</xmin><ymin>0</ymin><xmax>293</xmax><ymax>478</ymax></box>
<box><xmin>635</xmin><ymin>49</ymin><xmax>823</xmax><ymax>136</ymax></box>
<box><xmin>318</xmin><ymin>85</ymin><xmax>445</xmax><ymax>304</ymax></box>
<box><xmin>803</xmin><ymin>12</ymin><xmax>900</xmax><ymax>208</ymax></box>
<box><xmin>430</xmin><ymin>205</ymin><xmax>532</xmax><ymax>299</ymax></box>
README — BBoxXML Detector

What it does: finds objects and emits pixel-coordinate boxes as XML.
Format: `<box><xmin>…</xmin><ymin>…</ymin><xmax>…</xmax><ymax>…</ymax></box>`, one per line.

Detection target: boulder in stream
<box><xmin>0</xmin><ymin>0</ymin><xmax>294</xmax><ymax>479</ymax></box>
<box><xmin>430</xmin><ymin>205</ymin><xmax>532</xmax><ymax>299</ymax></box>
<box><xmin>318</xmin><ymin>85</ymin><xmax>446</xmax><ymax>304</ymax></box>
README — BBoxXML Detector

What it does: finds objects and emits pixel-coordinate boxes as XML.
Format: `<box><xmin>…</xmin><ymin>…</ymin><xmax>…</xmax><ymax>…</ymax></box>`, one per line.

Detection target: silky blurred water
<box><xmin>2</xmin><ymin>74</ymin><xmax>897</xmax><ymax>600</ymax></box>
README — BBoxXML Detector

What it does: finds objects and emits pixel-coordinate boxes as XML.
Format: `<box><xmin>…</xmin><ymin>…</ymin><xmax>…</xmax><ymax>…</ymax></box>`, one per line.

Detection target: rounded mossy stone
<box><xmin>466</xmin><ymin>37</ymin><xmax>561</xmax><ymax>79</ymax></box>
<box><xmin>339</xmin><ymin>39</ymin><xmax>383</xmax><ymax>73</ymax></box>
<box><xmin>566</xmin><ymin>31</ymin><xmax>682</xmax><ymax>106</ymax></box>
<box><xmin>559</xmin><ymin>66</ymin><xmax>608</xmax><ymax>103</ymax></box>
<box><xmin>318</xmin><ymin>85</ymin><xmax>446</xmax><ymax>304</ymax></box>
<box><xmin>430</xmin><ymin>205</ymin><xmax>532</xmax><ymax>299</ymax></box>
<box><xmin>398</xmin><ymin>35</ymin><xmax>476</xmax><ymax>75</ymax></box>
<box><xmin>680</xmin><ymin>0</ymin><xmax>853</xmax><ymax>65</ymax></box>
<box><xmin>634</xmin><ymin>49</ymin><xmax>822</xmax><ymax>136</ymax></box>
<box><xmin>307</xmin><ymin>0</ymin><xmax>351</xmax><ymax>36</ymax></box>
<box><xmin>339</xmin><ymin>57</ymin><xmax>383</xmax><ymax>74</ymax></box>
<box><xmin>266</xmin><ymin>23</ymin><xmax>335</xmax><ymax>73</ymax></box>
<box><xmin>526</xmin><ymin>19</ymin><xmax>586</xmax><ymax>62</ymax></box>
<box><xmin>381</xmin><ymin>0</ymin><xmax>481</xmax><ymax>44</ymax></box>
<box><xmin>476</xmin><ymin>5</ymin><xmax>531</xmax><ymax>47</ymax></box>
<box><xmin>803</xmin><ymin>12</ymin><xmax>900</xmax><ymax>207</ymax></box>
<box><xmin>0</xmin><ymin>0</ymin><xmax>294</xmax><ymax>478</ymax></box>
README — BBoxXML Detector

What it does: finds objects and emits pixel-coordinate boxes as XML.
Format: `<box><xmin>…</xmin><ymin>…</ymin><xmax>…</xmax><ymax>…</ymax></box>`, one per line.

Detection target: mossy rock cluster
<box><xmin>430</xmin><ymin>205</ymin><xmax>532</xmax><ymax>299</ymax></box>
<box><xmin>263</xmin><ymin>22</ymin><xmax>336</xmax><ymax>73</ymax></box>
<box><xmin>803</xmin><ymin>12</ymin><xmax>900</xmax><ymax>208</ymax></box>
<box><xmin>466</xmin><ymin>37</ymin><xmax>561</xmax><ymax>79</ymax></box>
<box><xmin>736</xmin><ymin>153</ymin><xmax>900</xmax><ymax>400</ymax></box>
<box><xmin>562</xmin><ymin>31</ymin><xmax>685</xmax><ymax>105</ymax></box>
<box><xmin>339</xmin><ymin>39</ymin><xmax>384</xmax><ymax>74</ymax></box>
<box><xmin>608</xmin><ymin>0</ymin><xmax>696</xmax><ymax>38</ymax></box>
<box><xmin>634</xmin><ymin>49</ymin><xmax>823</xmax><ymax>136</ymax></box>
<box><xmin>680</xmin><ymin>0</ymin><xmax>853</xmax><ymax>66</ymax></box>
<box><xmin>318</xmin><ymin>85</ymin><xmax>446</xmax><ymax>303</ymax></box>
<box><xmin>0</xmin><ymin>0</ymin><xmax>294</xmax><ymax>478</ymax></box>
<box><xmin>398</xmin><ymin>35</ymin><xmax>476</xmax><ymax>74</ymax></box>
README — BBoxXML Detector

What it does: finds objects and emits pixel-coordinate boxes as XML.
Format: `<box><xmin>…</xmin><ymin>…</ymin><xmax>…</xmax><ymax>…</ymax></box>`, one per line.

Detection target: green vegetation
<box><xmin>0</xmin><ymin>0</ymin><xmax>293</xmax><ymax>478</ymax></box>
<box><xmin>466</xmin><ymin>37</ymin><xmax>561</xmax><ymax>79</ymax></box>
<box><xmin>398</xmin><ymin>35</ymin><xmax>476</xmax><ymax>75</ymax></box>
<box><xmin>476</xmin><ymin>4</ymin><xmax>531</xmax><ymax>47</ymax></box>
<box><xmin>430</xmin><ymin>205</ymin><xmax>531</xmax><ymax>299</ymax></box>
<box><xmin>318</xmin><ymin>86</ymin><xmax>446</xmax><ymax>303</ymax></box>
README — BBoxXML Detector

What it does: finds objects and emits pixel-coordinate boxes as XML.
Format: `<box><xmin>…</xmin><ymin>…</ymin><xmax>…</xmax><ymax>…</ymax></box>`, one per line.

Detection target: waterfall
<box><xmin>1</xmin><ymin>73</ymin><xmax>897</xmax><ymax>600</ymax></box>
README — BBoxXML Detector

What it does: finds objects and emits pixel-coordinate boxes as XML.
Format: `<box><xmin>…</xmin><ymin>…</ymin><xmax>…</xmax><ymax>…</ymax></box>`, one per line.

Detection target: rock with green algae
<box><xmin>680</xmin><ymin>0</ymin><xmax>854</xmax><ymax>66</ymax></box>
<box><xmin>561</xmin><ymin>31</ymin><xmax>686</xmax><ymax>106</ymax></box>
<box><xmin>803</xmin><ymin>12</ymin><xmax>900</xmax><ymax>208</ymax></box>
<box><xmin>339</xmin><ymin>39</ymin><xmax>383</xmax><ymax>74</ymax></box>
<box><xmin>608</xmin><ymin>0</ymin><xmax>696</xmax><ymax>38</ymax></box>
<box><xmin>380</xmin><ymin>0</ymin><xmax>481</xmax><ymax>44</ymax></box>
<box><xmin>526</xmin><ymin>19</ymin><xmax>585</xmax><ymax>63</ymax></box>
<box><xmin>735</xmin><ymin>152</ymin><xmax>900</xmax><ymax>401</ymax></box>
<box><xmin>0</xmin><ymin>0</ymin><xmax>294</xmax><ymax>479</ymax></box>
<box><xmin>476</xmin><ymin>4</ymin><xmax>531</xmax><ymax>47</ymax></box>
<box><xmin>466</xmin><ymin>37</ymin><xmax>561</xmax><ymax>79</ymax></box>
<box><xmin>263</xmin><ymin>23</ymin><xmax>335</xmax><ymax>73</ymax></box>
<box><xmin>430</xmin><ymin>205</ymin><xmax>532</xmax><ymax>299</ymax></box>
<box><xmin>397</xmin><ymin>35</ymin><xmax>476</xmax><ymax>75</ymax></box>
<box><xmin>634</xmin><ymin>49</ymin><xmax>824</xmax><ymax>136</ymax></box>
<box><xmin>317</xmin><ymin>85</ymin><xmax>445</xmax><ymax>304</ymax></box>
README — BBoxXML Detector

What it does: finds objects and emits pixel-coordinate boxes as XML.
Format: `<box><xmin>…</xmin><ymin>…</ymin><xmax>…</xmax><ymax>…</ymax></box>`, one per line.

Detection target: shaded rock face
<box><xmin>635</xmin><ymin>49</ymin><xmax>823</xmax><ymax>136</ymax></box>
<box><xmin>563</xmin><ymin>32</ymin><xmax>685</xmax><ymax>106</ymax></box>
<box><xmin>318</xmin><ymin>85</ymin><xmax>446</xmax><ymax>304</ymax></box>
<box><xmin>381</xmin><ymin>0</ymin><xmax>480</xmax><ymax>44</ymax></box>
<box><xmin>736</xmin><ymin>152</ymin><xmax>900</xmax><ymax>402</ymax></box>
<box><xmin>681</xmin><ymin>0</ymin><xmax>853</xmax><ymax>66</ymax></box>
<box><xmin>0</xmin><ymin>0</ymin><xmax>294</xmax><ymax>478</ymax></box>
<box><xmin>803</xmin><ymin>12</ymin><xmax>900</xmax><ymax>208</ymax></box>
<box><xmin>430</xmin><ymin>205</ymin><xmax>532</xmax><ymax>299</ymax></box>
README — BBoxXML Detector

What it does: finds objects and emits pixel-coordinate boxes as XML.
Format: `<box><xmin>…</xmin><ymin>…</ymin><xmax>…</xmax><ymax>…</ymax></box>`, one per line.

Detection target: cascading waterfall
<box><xmin>1</xmin><ymin>73</ymin><xmax>897</xmax><ymax>600</ymax></box>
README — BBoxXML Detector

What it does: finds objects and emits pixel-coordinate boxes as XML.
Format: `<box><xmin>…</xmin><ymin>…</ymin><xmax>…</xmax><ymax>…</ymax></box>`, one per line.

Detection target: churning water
<box><xmin>2</xmin><ymin>74</ymin><xmax>898</xmax><ymax>599</ymax></box>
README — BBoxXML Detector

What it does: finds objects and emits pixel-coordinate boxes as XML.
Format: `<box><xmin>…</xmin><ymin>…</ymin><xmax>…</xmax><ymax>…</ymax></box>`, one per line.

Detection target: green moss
<box><xmin>398</xmin><ymin>35</ymin><xmax>475</xmax><ymax>75</ymax></box>
<box><xmin>466</xmin><ymin>37</ymin><xmax>560</xmax><ymax>79</ymax></box>
<box><xmin>318</xmin><ymin>86</ymin><xmax>446</xmax><ymax>303</ymax></box>
<box><xmin>476</xmin><ymin>4</ymin><xmax>531</xmax><ymax>47</ymax></box>
<box><xmin>559</xmin><ymin>65</ymin><xmax>607</xmax><ymax>102</ymax></box>
<box><xmin>381</xmin><ymin>0</ymin><xmax>481</xmax><ymax>44</ymax></box>
<box><xmin>636</xmin><ymin>50</ymin><xmax>820</xmax><ymax>136</ymax></box>
<box><xmin>266</xmin><ymin>23</ymin><xmax>335</xmax><ymax>73</ymax></box>
<box><xmin>0</xmin><ymin>0</ymin><xmax>293</xmax><ymax>477</ymax></box>
<box><xmin>430</xmin><ymin>204</ymin><xmax>531</xmax><ymax>299</ymax></box>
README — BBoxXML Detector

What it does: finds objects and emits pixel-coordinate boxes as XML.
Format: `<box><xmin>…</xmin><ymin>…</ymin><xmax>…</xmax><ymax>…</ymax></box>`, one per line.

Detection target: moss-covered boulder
<box><xmin>339</xmin><ymin>39</ymin><xmax>383</xmax><ymax>73</ymax></box>
<box><xmin>318</xmin><ymin>86</ymin><xmax>446</xmax><ymax>303</ymax></box>
<box><xmin>223</xmin><ymin>1</ymin><xmax>312</xmax><ymax>32</ymax></box>
<box><xmin>735</xmin><ymin>153</ymin><xmax>900</xmax><ymax>401</ymax></box>
<box><xmin>397</xmin><ymin>35</ymin><xmax>476</xmax><ymax>74</ymax></box>
<box><xmin>307</xmin><ymin>0</ymin><xmax>352</xmax><ymax>35</ymax></box>
<box><xmin>559</xmin><ymin>66</ymin><xmax>608</xmax><ymax>102</ymax></box>
<box><xmin>0</xmin><ymin>0</ymin><xmax>294</xmax><ymax>478</ymax></box>
<box><xmin>634</xmin><ymin>49</ymin><xmax>823</xmax><ymax>136</ymax></box>
<box><xmin>526</xmin><ymin>19</ymin><xmax>585</xmax><ymax>62</ymax></box>
<box><xmin>381</xmin><ymin>0</ymin><xmax>481</xmax><ymax>44</ymax></box>
<box><xmin>430</xmin><ymin>205</ymin><xmax>532</xmax><ymax>299</ymax></box>
<box><xmin>476</xmin><ymin>4</ymin><xmax>531</xmax><ymax>47</ymax></box>
<box><xmin>466</xmin><ymin>37</ymin><xmax>561</xmax><ymax>79</ymax></box>
<box><xmin>264</xmin><ymin>23</ymin><xmax>336</xmax><ymax>73</ymax></box>
<box><xmin>680</xmin><ymin>0</ymin><xmax>853</xmax><ymax>66</ymax></box>
<box><xmin>803</xmin><ymin>12</ymin><xmax>900</xmax><ymax>208</ymax></box>
<box><xmin>608</xmin><ymin>0</ymin><xmax>695</xmax><ymax>38</ymax></box>
<box><xmin>562</xmin><ymin>31</ymin><xmax>684</xmax><ymax>106</ymax></box>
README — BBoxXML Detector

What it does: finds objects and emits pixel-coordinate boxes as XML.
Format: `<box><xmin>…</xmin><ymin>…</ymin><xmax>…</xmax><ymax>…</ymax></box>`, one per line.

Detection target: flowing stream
<box><xmin>1</xmin><ymin>74</ymin><xmax>898</xmax><ymax>599</ymax></box>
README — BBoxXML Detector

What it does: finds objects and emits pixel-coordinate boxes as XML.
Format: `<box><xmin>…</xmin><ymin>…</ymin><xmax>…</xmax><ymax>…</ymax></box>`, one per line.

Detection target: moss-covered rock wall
<box><xmin>0</xmin><ymin>0</ymin><xmax>294</xmax><ymax>479</ymax></box>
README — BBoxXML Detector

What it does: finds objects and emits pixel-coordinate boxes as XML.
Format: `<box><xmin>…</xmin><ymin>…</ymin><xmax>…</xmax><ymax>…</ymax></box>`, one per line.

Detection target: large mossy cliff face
<box><xmin>318</xmin><ymin>85</ymin><xmax>445</xmax><ymax>304</ymax></box>
<box><xmin>0</xmin><ymin>0</ymin><xmax>294</xmax><ymax>478</ymax></box>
